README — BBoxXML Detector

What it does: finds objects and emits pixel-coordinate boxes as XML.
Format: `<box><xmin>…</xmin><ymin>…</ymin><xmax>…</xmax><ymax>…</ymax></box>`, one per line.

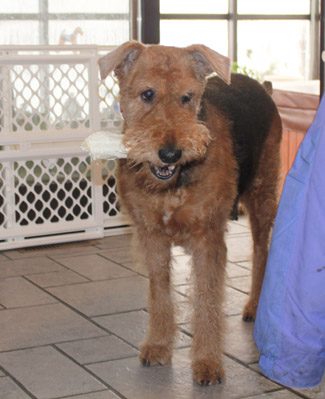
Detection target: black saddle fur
<box><xmin>199</xmin><ymin>74</ymin><xmax>278</xmax><ymax>218</ymax></box>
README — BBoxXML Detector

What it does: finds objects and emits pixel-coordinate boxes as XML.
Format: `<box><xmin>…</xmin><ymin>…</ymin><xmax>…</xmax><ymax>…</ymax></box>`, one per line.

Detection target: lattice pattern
<box><xmin>0</xmin><ymin>163</ymin><xmax>8</xmax><ymax>228</ymax></box>
<box><xmin>14</xmin><ymin>157</ymin><xmax>93</xmax><ymax>226</ymax></box>
<box><xmin>0</xmin><ymin>48</ymin><xmax>127</xmax><ymax>248</ymax></box>
<box><xmin>9</xmin><ymin>63</ymin><xmax>90</xmax><ymax>132</ymax></box>
<box><xmin>0</xmin><ymin>71</ymin><xmax>4</xmax><ymax>132</ymax></box>
<box><xmin>99</xmin><ymin>74</ymin><xmax>123</xmax><ymax>129</ymax></box>
<box><xmin>101</xmin><ymin>159</ymin><xmax>120</xmax><ymax>218</ymax></box>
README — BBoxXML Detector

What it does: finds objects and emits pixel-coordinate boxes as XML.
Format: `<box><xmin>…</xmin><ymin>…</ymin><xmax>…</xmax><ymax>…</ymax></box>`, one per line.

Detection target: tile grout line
<box><xmin>83</xmin><ymin>353</ymin><xmax>139</xmax><ymax>367</ymax></box>
<box><xmin>97</xmin><ymin>253</ymin><xmax>149</xmax><ymax>279</ymax></box>
<box><xmin>46</xmin><ymin>255</ymin><xmax>94</xmax><ymax>282</ymax></box>
<box><xmin>0</xmin><ymin>365</ymin><xmax>37</xmax><ymax>399</ymax></box>
<box><xmin>46</xmin><ymin>245</ymin><xmax>151</xmax><ymax>281</ymax></box>
<box><xmin>54</xmin><ymin>389</ymin><xmax>109</xmax><ymax>399</ymax></box>
<box><xmin>0</xmin><ymin>340</ymin><xmax>106</xmax><ymax>356</ymax></box>
<box><xmin>53</xmin><ymin>345</ymin><xmax>128</xmax><ymax>399</ymax></box>
<box><xmin>23</xmin><ymin>277</ymin><xmax>143</xmax><ymax>352</ymax></box>
<box><xmin>225</xmin><ymin>285</ymin><xmax>249</xmax><ymax>296</ymax></box>
<box><xmin>224</xmin><ymin>352</ymin><xmax>311</xmax><ymax>399</ymax></box>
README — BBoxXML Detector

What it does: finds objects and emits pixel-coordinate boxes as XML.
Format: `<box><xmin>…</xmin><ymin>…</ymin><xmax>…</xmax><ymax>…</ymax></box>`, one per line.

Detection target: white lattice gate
<box><xmin>0</xmin><ymin>45</ymin><xmax>128</xmax><ymax>250</ymax></box>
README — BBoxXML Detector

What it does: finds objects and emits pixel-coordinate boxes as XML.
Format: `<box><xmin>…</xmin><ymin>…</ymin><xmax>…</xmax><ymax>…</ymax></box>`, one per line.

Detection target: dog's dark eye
<box><xmin>181</xmin><ymin>93</ymin><xmax>193</xmax><ymax>105</ymax></box>
<box><xmin>141</xmin><ymin>89</ymin><xmax>155</xmax><ymax>103</ymax></box>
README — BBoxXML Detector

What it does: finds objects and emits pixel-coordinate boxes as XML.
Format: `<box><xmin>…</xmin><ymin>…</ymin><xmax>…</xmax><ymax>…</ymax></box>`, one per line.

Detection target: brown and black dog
<box><xmin>99</xmin><ymin>41</ymin><xmax>282</xmax><ymax>385</ymax></box>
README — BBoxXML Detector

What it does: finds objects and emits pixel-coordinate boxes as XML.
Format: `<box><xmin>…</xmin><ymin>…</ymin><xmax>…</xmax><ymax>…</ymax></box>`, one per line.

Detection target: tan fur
<box><xmin>99</xmin><ymin>41</ymin><xmax>282</xmax><ymax>385</ymax></box>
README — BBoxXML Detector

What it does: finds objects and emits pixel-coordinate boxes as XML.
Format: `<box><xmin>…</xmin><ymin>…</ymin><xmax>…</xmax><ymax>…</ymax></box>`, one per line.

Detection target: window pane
<box><xmin>0</xmin><ymin>0</ymin><xmax>38</xmax><ymax>13</ymax></box>
<box><xmin>49</xmin><ymin>21</ymin><xmax>129</xmax><ymax>46</ymax></box>
<box><xmin>237</xmin><ymin>0</ymin><xmax>310</xmax><ymax>15</ymax></box>
<box><xmin>237</xmin><ymin>20</ymin><xmax>310</xmax><ymax>81</ymax></box>
<box><xmin>160</xmin><ymin>21</ymin><xmax>228</xmax><ymax>55</ymax></box>
<box><xmin>160</xmin><ymin>0</ymin><xmax>228</xmax><ymax>14</ymax></box>
<box><xmin>0</xmin><ymin>21</ymin><xmax>39</xmax><ymax>44</ymax></box>
<box><xmin>49</xmin><ymin>0</ymin><xmax>129</xmax><ymax>13</ymax></box>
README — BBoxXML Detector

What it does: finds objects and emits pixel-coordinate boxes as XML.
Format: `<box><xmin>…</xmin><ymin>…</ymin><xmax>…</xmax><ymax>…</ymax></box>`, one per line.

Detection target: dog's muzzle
<box><xmin>149</xmin><ymin>146</ymin><xmax>182</xmax><ymax>180</ymax></box>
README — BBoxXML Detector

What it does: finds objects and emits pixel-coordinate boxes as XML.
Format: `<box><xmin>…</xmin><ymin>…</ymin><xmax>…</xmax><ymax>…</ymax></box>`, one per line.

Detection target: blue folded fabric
<box><xmin>254</xmin><ymin>96</ymin><xmax>325</xmax><ymax>388</ymax></box>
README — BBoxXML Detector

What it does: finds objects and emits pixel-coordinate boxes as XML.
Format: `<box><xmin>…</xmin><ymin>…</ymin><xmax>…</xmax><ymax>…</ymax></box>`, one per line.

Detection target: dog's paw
<box><xmin>139</xmin><ymin>343</ymin><xmax>172</xmax><ymax>367</ymax></box>
<box><xmin>192</xmin><ymin>359</ymin><xmax>224</xmax><ymax>386</ymax></box>
<box><xmin>242</xmin><ymin>300</ymin><xmax>257</xmax><ymax>322</ymax></box>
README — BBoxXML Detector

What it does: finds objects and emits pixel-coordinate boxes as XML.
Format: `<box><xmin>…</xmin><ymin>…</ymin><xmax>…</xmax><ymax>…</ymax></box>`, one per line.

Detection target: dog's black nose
<box><xmin>158</xmin><ymin>147</ymin><xmax>182</xmax><ymax>164</ymax></box>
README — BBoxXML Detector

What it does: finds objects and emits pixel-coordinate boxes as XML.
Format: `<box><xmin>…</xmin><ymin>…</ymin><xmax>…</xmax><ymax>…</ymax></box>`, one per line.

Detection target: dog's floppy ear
<box><xmin>98</xmin><ymin>41</ymin><xmax>145</xmax><ymax>81</ymax></box>
<box><xmin>186</xmin><ymin>44</ymin><xmax>231</xmax><ymax>84</ymax></box>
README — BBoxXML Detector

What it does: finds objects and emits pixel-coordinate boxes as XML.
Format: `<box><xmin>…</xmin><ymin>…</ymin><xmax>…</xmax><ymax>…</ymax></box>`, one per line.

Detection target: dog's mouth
<box><xmin>150</xmin><ymin>164</ymin><xmax>178</xmax><ymax>180</ymax></box>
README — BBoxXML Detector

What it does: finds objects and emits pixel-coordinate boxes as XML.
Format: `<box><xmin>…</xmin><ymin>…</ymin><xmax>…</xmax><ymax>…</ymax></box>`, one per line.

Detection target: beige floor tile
<box><xmin>121</xmin><ymin>260</ymin><xmax>149</xmax><ymax>277</ymax></box>
<box><xmin>100</xmin><ymin>247</ymin><xmax>133</xmax><ymax>265</ymax></box>
<box><xmin>0</xmin><ymin>257</ymin><xmax>63</xmax><ymax>279</ymax></box>
<box><xmin>62</xmin><ymin>392</ymin><xmax>120</xmax><ymax>399</ymax></box>
<box><xmin>4</xmin><ymin>241</ymin><xmax>99</xmax><ymax>259</ymax></box>
<box><xmin>0</xmin><ymin>277</ymin><xmax>56</xmax><ymax>308</ymax></box>
<box><xmin>175</xmin><ymin>285</ymin><xmax>248</xmax><ymax>318</ymax></box>
<box><xmin>175</xmin><ymin>284</ymin><xmax>191</xmax><ymax>298</ymax></box>
<box><xmin>0</xmin><ymin>253</ymin><xmax>9</xmax><ymax>261</ymax></box>
<box><xmin>0</xmin><ymin>346</ymin><xmax>105</xmax><ymax>399</ymax></box>
<box><xmin>48</xmin><ymin>276</ymin><xmax>148</xmax><ymax>317</ymax></box>
<box><xmin>237</xmin><ymin>260</ymin><xmax>252</xmax><ymax>270</ymax></box>
<box><xmin>250</xmin><ymin>365</ymin><xmax>323</xmax><ymax>399</ymax></box>
<box><xmin>226</xmin><ymin>234</ymin><xmax>253</xmax><ymax>262</ymax></box>
<box><xmin>93</xmin><ymin>310</ymin><xmax>191</xmax><ymax>350</ymax></box>
<box><xmin>227</xmin><ymin>275</ymin><xmax>251</xmax><ymax>294</ymax></box>
<box><xmin>88</xmin><ymin>348</ymin><xmax>278</xmax><ymax>399</ymax></box>
<box><xmin>226</xmin><ymin>262</ymin><xmax>251</xmax><ymax>278</ymax></box>
<box><xmin>0</xmin><ymin>303</ymin><xmax>104</xmax><ymax>352</ymax></box>
<box><xmin>227</xmin><ymin>219</ymin><xmax>251</xmax><ymax>235</ymax></box>
<box><xmin>172</xmin><ymin>255</ymin><xmax>192</xmax><ymax>285</ymax></box>
<box><xmin>244</xmin><ymin>390</ymin><xmax>302</xmax><ymax>398</ymax></box>
<box><xmin>95</xmin><ymin>234</ymin><xmax>132</xmax><ymax>250</ymax></box>
<box><xmin>225</xmin><ymin>286</ymin><xmax>248</xmax><ymax>316</ymax></box>
<box><xmin>173</xmin><ymin>255</ymin><xmax>251</xmax><ymax>286</ymax></box>
<box><xmin>0</xmin><ymin>376</ymin><xmax>32</xmax><ymax>398</ymax></box>
<box><xmin>176</xmin><ymin>301</ymin><xmax>192</xmax><ymax>325</ymax></box>
<box><xmin>57</xmin><ymin>335</ymin><xmax>138</xmax><ymax>364</ymax></box>
<box><xmin>94</xmin><ymin>310</ymin><xmax>146</xmax><ymax>347</ymax></box>
<box><xmin>56</xmin><ymin>254</ymin><xmax>135</xmax><ymax>281</ymax></box>
<box><xmin>225</xmin><ymin>315</ymin><xmax>259</xmax><ymax>364</ymax></box>
<box><xmin>27</xmin><ymin>269</ymin><xmax>88</xmax><ymax>288</ymax></box>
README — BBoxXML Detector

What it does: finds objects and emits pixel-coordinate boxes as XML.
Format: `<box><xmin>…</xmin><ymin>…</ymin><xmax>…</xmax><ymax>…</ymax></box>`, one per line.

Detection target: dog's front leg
<box><xmin>136</xmin><ymin>230</ymin><xmax>176</xmax><ymax>366</ymax></box>
<box><xmin>190</xmin><ymin>232</ymin><xmax>226</xmax><ymax>385</ymax></box>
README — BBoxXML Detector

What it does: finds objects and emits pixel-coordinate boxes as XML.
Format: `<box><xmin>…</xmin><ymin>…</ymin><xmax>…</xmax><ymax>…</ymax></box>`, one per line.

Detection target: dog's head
<box><xmin>99</xmin><ymin>41</ymin><xmax>230</xmax><ymax>187</ymax></box>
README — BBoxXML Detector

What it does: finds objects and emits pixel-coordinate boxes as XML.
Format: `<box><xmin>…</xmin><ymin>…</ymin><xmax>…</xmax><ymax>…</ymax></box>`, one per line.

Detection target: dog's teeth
<box><xmin>150</xmin><ymin>163</ymin><xmax>177</xmax><ymax>180</ymax></box>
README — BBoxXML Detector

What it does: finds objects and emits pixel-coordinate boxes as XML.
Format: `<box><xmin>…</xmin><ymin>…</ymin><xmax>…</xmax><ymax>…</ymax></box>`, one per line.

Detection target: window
<box><xmin>160</xmin><ymin>0</ymin><xmax>320</xmax><ymax>95</ymax></box>
<box><xmin>160</xmin><ymin>0</ymin><xmax>228</xmax><ymax>54</ymax></box>
<box><xmin>0</xmin><ymin>0</ymin><xmax>131</xmax><ymax>46</ymax></box>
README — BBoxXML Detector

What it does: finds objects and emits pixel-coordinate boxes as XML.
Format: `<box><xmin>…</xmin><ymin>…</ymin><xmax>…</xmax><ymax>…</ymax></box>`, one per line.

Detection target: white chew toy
<box><xmin>81</xmin><ymin>131</ymin><xmax>128</xmax><ymax>160</ymax></box>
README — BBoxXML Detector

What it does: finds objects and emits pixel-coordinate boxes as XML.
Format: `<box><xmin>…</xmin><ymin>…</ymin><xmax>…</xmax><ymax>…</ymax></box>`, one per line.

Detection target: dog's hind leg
<box><xmin>241</xmin><ymin>117</ymin><xmax>282</xmax><ymax>321</ymax></box>
<box><xmin>135</xmin><ymin>229</ymin><xmax>176</xmax><ymax>366</ymax></box>
<box><xmin>242</xmin><ymin>190</ymin><xmax>277</xmax><ymax>322</ymax></box>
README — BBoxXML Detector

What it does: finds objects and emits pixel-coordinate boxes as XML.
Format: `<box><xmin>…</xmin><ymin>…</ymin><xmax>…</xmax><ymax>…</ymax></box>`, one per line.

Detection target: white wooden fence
<box><xmin>0</xmin><ymin>45</ymin><xmax>128</xmax><ymax>250</ymax></box>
